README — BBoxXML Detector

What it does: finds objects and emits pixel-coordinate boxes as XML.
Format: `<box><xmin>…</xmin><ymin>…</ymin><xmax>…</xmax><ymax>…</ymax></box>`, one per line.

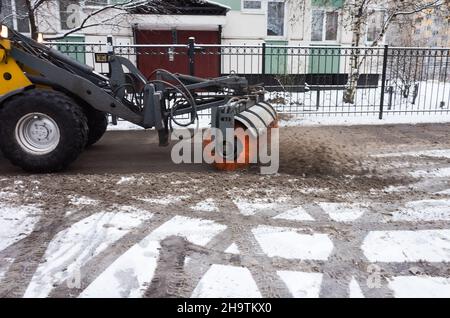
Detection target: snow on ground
<box><xmin>232</xmin><ymin>196</ymin><xmax>290</xmax><ymax>216</ymax></box>
<box><xmin>107</xmin><ymin>121</ymin><xmax>143</xmax><ymax>131</ymax></box>
<box><xmin>277</xmin><ymin>271</ymin><xmax>323</xmax><ymax>298</ymax></box>
<box><xmin>392</xmin><ymin>199</ymin><xmax>450</xmax><ymax>221</ymax></box>
<box><xmin>388</xmin><ymin>276</ymin><xmax>450</xmax><ymax>298</ymax></box>
<box><xmin>68</xmin><ymin>195</ymin><xmax>99</xmax><ymax>207</ymax></box>
<box><xmin>349</xmin><ymin>277</ymin><xmax>365</xmax><ymax>298</ymax></box>
<box><xmin>410</xmin><ymin>167</ymin><xmax>450</xmax><ymax>178</ymax></box>
<box><xmin>318</xmin><ymin>202</ymin><xmax>368</xmax><ymax>222</ymax></box>
<box><xmin>373</xmin><ymin>149</ymin><xmax>450</xmax><ymax>159</ymax></box>
<box><xmin>191</xmin><ymin>264</ymin><xmax>261</xmax><ymax>298</ymax></box>
<box><xmin>362</xmin><ymin>230</ymin><xmax>450</xmax><ymax>262</ymax></box>
<box><xmin>0</xmin><ymin>191</ymin><xmax>17</xmax><ymax>199</ymax></box>
<box><xmin>0</xmin><ymin>258</ymin><xmax>14</xmax><ymax>281</ymax></box>
<box><xmin>225</xmin><ymin>243</ymin><xmax>240</xmax><ymax>255</ymax></box>
<box><xmin>190</xmin><ymin>198</ymin><xmax>219</xmax><ymax>213</ymax></box>
<box><xmin>116</xmin><ymin>176</ymin><xmax>136</xmax><ymax>185</ymax></box>
<box><xmin>275</xmin><ymin>81</ymin><xmax>450</xmax><ymax>127</ymax></box>
<box><xmin>436</xmin><ymin>189</ymin><xmax>450</xmax><ymax>195</ymax></box>
<box><xmin>252</xmin><ymin>226</ymin><xmax>334</xmax><ymax>260</ymax></box>
<box><xmin>80</xmin><ymin>216</ymin><xmax>226</xmax><ymax>298</ymax></box>
<box><xmin>273</xmin><ymin>206</ymin><xmax>315</xmax><ymax>221</ymax></box>
<box><xmin>0</xmin><ymin>204</ymin><xmax>41</xmax><ymax>253</ymax></box>
<box><xmin>383</xmin><ymin>185</ymin><xmax>409</xmax><ymax>193</ymax></box>
<box><xmin>24</xmin><ymin>209</ymin><xmax>153</xmax><ymax>298</ymax></box>
<box><xmin>280</xmin><ymin>113</ymin><xmax>450</xmax><ymax>127</ymax></box>
<box><xmin>138</xmin><ymin>195</ymin><xmax>189</xmax><ymax>206</ymax></box>
<box><xmin>3</xmin><ymin>122</ymin><xmax>450</xmax><ymax>298</ymax></box>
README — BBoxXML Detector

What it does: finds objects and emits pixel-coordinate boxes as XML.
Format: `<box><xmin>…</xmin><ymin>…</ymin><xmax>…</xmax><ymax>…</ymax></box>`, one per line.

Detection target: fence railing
<box><xmin>45</xmin><ymin>39</ymin><xmax>450</xmax><ymax>120</ymax></box>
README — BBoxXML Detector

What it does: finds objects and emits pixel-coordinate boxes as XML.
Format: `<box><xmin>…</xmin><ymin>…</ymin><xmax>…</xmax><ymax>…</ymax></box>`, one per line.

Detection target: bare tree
<box><xmin>0</xmin><ymin>0</ymin><xmax>171</xmax><ymax>40</ymax></box>
<box><xmin>341</xmin><ymin>0</ymin><xmax>448</xmax><ymax>104</ymax></box>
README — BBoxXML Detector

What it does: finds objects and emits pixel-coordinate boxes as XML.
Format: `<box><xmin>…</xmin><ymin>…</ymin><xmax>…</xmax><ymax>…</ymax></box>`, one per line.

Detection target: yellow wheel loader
<box><xmin>0</xmin><ymin>26</ymin><xmax>277</xmax><ymax>173</ymax></box>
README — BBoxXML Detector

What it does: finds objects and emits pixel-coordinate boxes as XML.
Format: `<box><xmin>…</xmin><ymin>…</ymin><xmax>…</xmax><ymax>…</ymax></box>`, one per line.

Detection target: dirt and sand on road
<box><xmin>1</xmin><ymin>123</ymin><xmax>450</xmax><ymax>298</ymax></box>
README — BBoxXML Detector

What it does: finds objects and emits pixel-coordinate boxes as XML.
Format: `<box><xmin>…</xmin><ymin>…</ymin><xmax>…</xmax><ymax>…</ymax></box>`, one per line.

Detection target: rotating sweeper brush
<box><xmin>0</xmin><ymin>26</ymin><xmax>278</xmax><ymax>172</ymax></box>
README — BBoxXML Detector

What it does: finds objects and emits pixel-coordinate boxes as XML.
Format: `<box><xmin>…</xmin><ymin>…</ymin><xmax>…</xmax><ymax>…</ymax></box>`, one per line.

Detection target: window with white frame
<box><xmin>243</xmin><ymin>0</ymin><xmax>262</xmax><ymax>10</ymax></box>
<box><xmin>267</xmin><ymin>0</ymin><xmax>285</xmax><ymax>36</ymax></box>
<box><xmin>0</xmin><ymin>0</ymin><xmax>30</xmax><ymax>33</ymax></box>
<box><xmin>366</xmin><ymin>10</ymin><xmax>385</xmax><ymax>43</ymax></box>
<box><xmin>311</xmin><ymin>9</ymin><xmax>339</xmax><ymax>42</ymax></box>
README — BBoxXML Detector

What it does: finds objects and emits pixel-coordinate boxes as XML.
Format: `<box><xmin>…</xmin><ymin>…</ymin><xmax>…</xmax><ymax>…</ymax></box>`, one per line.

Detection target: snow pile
<box><xmin>0</xmin><ymin>204</ymin><xmax>41</xmax><ymax>253</ymax></box>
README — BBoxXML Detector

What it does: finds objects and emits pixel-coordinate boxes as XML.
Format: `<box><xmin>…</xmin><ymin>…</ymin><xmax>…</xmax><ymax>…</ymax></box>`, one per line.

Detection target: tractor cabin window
<box><xmin>311</xmin><ymin>9</ymin><xmax>339</xmax><ymax>42</ymax></box>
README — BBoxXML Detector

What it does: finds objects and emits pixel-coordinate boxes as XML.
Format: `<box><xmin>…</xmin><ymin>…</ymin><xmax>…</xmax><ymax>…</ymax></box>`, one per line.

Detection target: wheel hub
<box><xmin>15</xmin><ymin>113</ymin><xmax>61</xmax><ymax>155</ymax></box>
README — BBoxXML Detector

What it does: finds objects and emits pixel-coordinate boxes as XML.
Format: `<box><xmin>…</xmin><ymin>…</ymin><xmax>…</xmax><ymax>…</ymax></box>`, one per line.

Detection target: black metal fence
<box><xmin>47</xmin><ymin>39</ymin><xmax>450</xmax><ymax>120</ymax></box>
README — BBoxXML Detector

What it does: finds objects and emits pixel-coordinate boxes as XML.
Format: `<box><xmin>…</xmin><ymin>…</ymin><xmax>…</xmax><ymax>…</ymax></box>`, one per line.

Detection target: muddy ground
<box><xmin>1</xmin><ymin>124</ymin><xmax>450</xmax><ymax>298</ymax></box>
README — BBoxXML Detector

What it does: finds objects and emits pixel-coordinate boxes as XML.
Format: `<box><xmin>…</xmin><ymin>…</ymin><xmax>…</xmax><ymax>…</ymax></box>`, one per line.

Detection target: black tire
<box><xmin>84</xmin><ymin>108</ymin><xmax>108</xmax><ymax>147</ymax></box>
<box><xmin>0</xmin><ymin>90</ymin><xmax>88</xmax><ymax>173</ymax></box>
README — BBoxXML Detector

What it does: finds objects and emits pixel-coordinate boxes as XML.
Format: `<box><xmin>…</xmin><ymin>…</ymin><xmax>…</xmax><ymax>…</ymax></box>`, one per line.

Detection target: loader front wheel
<box><xmin>0</xmin><ymin>90</ymin><xmax>88</xmax><ymax>173</ymax></box>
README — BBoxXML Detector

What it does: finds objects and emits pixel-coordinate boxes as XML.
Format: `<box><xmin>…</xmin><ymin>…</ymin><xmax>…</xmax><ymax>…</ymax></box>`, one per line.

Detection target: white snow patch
<box><xmin>68</xmin><ymin>195</ymin><xmax>99</xmax><ymax>206</ymax></box>
<box><xmin>274</xmin><ymin>206</ymin><xmax>314</xmax><ymax>221</ymax></box>
<box><xmin>0</xmin><ymin>204</ymin><xmax>41</xmax><ymax>253</ymax></box>
<box><xmin>410</xmin><ymin>167</ymin><xmax>450</xmax><ymax>178</ymax></box>
<box><xmin>0</xmin><ymin>258</ymin><xmax>14</xmax><ymax>281</ymax></box>
<box><xmin>373</xmin><ymin>149</ymin><xmax>450</xmax><ymax>159</ymax></box>
<box><xmin>277</xmin><ymin>271</ymin><xmax>322</xmax><ymax>298</ymax></box>
<box><xmin>80</xmin><ymin>216</ymin><xmax>226</xmax><ymax>298</ymax></box>
<box><xmin>24</xmin><ymin>210</ymin><xmax>153</xmax><ymax>298</ymax></box>
<box><xmin>192</xmin><ymin>264</ymin><xmax>261</xmax><ymax>298</ymax></box>
<box><xmin>233</xmin><ymin>197</ymin><xmax>290</xmax><ymax>216</ymax></box>
<box><xmin>383</xmin><ymin>185</ymin><xmax>408</xmax><ymax>193</ymax></box>
<box><xmin>280</xmin><ymin>114</ymin><xmax>450</xmax><ymax>127</ymax></box>
<box><xmin>436</xmin><ymin>189</ymin><xmax>450</xmax><ymax>195</ymax></box>
<box><xmin>252</xmin><ymin>226</ymin><xmax>333</xmax><ymax>260</ymax></box>
<box><xmin>116</xmin><ymin>177</ymin><xmax>136</xmax><ymax>185</ymax></box>
<box><xmin>190</xmin><ymin>198</ymin><xmax>219</xmax><ymax>213</ymax></box>
<box><xmin>298</xmin><ymin>188</ymin><xmax>329</xmax><ymax>194</ymax></box>
<box><xmin>349</xmin><ymin>277</ymin><xmax>365</xmax><ymax>298</ymax></box>
<box><xmin>389</xmin><ymin>276</ymin><xmax>450</xmax><ymax>298</ymax></box>
<box><xmin>139</xmin><ymin>195</ymin><xmax>189</xmax><ymax>206</ymax></box>
<box><xmin>277</xmin><ymin>81</ymin><xmax>450</xmax><ymax>128</ymax></box>
<box><xmin>0</xmin><ymin>191</ymin><xmax>17</xmax><ymax>199</ymax></box>
<box><xmin>392</xmin><ymin>199</ymin><xmax>450</xmax><ymax>221</ymax></box>
<box><xmin>107</xmin><ymin>121</ymin><xmax>143</xmax><ymax>131</ymax></box>
<box><xmin>318</xmin><ymin>202</ymin><xmax>368</xmax><ymax>222</ymax></box>
<box><xmin>225</xmin><ymin>243</ymin><xmax>240</xmax><ymax>254</ymax></box>
<box><xmin>362</xmin><ymin>230</ymin><xmax>450</xmax><ymax>262</ymax></box>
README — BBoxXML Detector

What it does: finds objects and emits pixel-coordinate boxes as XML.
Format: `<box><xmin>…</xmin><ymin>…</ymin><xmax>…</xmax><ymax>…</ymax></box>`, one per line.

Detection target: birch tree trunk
<box><xmin>343</xmin><ymin>0</ymin><xmax>365</xmax><ymax>104</ymax></box>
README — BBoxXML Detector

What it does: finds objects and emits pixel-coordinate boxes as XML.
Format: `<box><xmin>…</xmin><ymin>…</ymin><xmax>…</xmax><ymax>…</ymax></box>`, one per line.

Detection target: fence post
<box><xmin>188</xmin><ymin>37</ymin><xmax>195</xmax><ymax>76</ymax></box>
<box><xmin>379</xmin><ymin>44</ymin><xmax>389</xmax><ymax>120</ymax></box>
<box><xmin>262</xmin><ymin>42</ymin><xmax>266</xmax><ymax>75</ymax></box>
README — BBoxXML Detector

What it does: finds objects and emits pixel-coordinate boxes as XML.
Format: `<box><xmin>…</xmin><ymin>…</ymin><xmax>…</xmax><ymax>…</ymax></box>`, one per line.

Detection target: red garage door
<box><xmin>135</xmin><ymin>29</ymin><xmax>221</xmax><ymax>79</ymax></box>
